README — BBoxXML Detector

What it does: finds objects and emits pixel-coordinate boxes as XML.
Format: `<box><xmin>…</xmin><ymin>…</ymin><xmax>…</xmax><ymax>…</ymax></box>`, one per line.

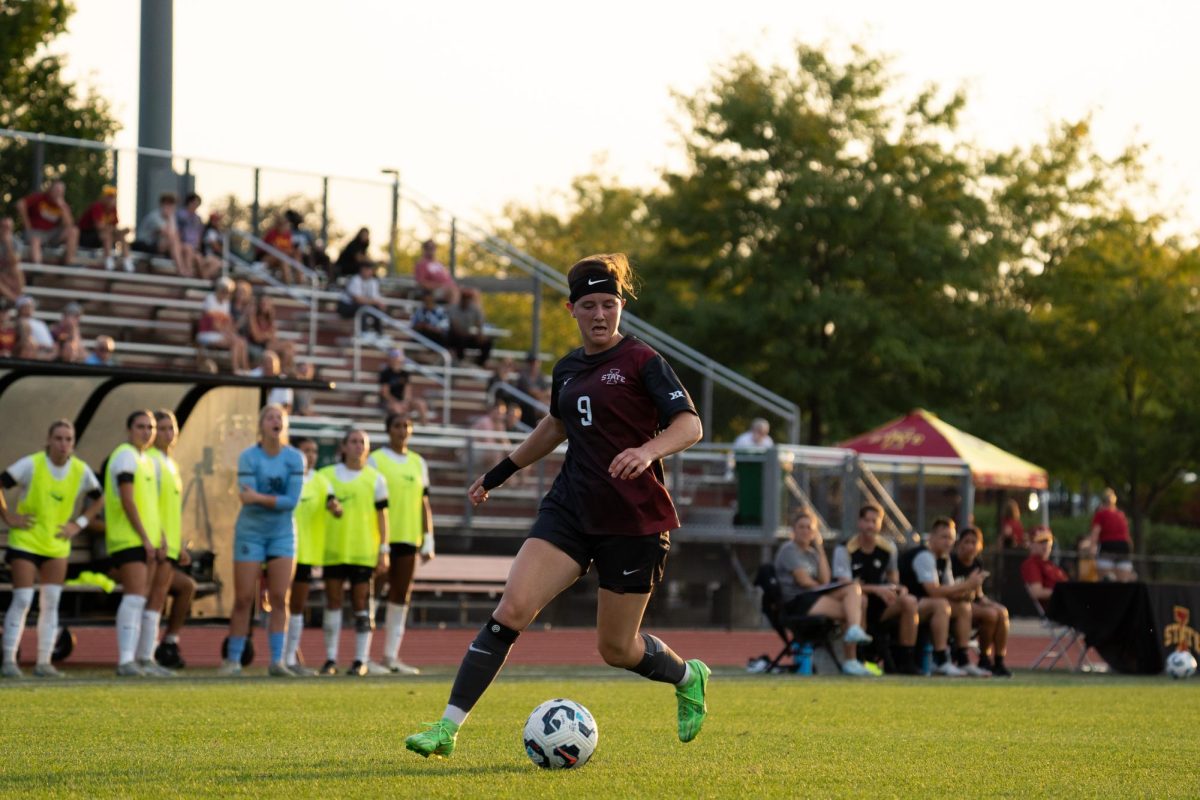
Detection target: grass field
<box><xmin>2</xmin><ymin>668</ymin><xmax>1198</xmax><ymax>798</ymax></box>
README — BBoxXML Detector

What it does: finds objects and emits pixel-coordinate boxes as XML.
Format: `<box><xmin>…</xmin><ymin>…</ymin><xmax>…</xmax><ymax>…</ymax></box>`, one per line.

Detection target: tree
<box><xmin>0</xmin><ymin>1</ymin><xmax>121</xmax><ymax>214</ymax></box>
<box><xmin>641</xmin><ymin>45</ymin><xmax>1004</xmax><ymax>443</ymax></box>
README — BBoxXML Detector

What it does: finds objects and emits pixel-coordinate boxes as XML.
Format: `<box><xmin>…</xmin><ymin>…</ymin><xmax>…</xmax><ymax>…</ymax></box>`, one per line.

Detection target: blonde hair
<box><xmin>567</xmin><ymin>253</ymin><xmax>639</xmax><ymax>299</ymax></box>
<box><xmin>1102</xmin><ymin>488</ymin><xmax>1118</xmax><ymax>506</ymax></box>
<box><xmin>258</xmin><ymin>403</ymin><xmax>289</xmax><ymax>444</ymax></box>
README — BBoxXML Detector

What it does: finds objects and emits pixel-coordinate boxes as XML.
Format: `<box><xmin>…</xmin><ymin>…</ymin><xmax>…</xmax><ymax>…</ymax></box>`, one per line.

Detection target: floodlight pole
<box><xmin>136</xmin><ymin>0</ymin><xmax>173</xmax><ymax>221</ymax></box>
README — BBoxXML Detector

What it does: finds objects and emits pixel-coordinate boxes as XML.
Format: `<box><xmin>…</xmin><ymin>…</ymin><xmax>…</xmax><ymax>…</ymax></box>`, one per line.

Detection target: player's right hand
<box><xmin>876</xmin><ymin>586</ymin><xmax>898</xmax><ymax>606</ymax></box>
<box><xmin>5</xmin><ymin>511</ymin><xmax>33</xmax><ymax>529</ymax></box>
<box><xmin>468</xmin><ymin>475</ymin><xmax>489</xmax><ymax>507</ymax></box>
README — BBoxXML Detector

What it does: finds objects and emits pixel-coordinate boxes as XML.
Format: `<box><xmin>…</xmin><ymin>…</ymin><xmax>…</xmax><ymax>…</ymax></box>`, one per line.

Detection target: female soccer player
<box><xmin>218</xmin><ymin>404</ymin><xmax>304</xmax><ymax>676</ymax></box>
<box><xmin>405</xmin><ymin>253</ymin><xmax>708</xmax><ymax>759</ymax></box>
<box><xmin>368</xmin><ymin>414</ymin><xmax>434</xmax><ymax>674</ymax></box>
<box><xmin>318</xmin><ymin>428</ymin><xmax>389</xmax><ymax>676</ymax></box>
<box><xmin>282</xmin><ymin>435</ymin><xmax>331</xmax><ymax>675</ymax></box>
<box><xmin>139</xmin><ymin>409</ymin><xmax>184</xmax><ymax>672</ymax></box>
<box><xmin>106</xmin><ymin>410</ymin><xmax>166</xmax><ymax>677</ymax></box>
<box><xmin>1</xmin><ymin>420</ymin><xmax>104</xmax><ymax>678</ymax></box>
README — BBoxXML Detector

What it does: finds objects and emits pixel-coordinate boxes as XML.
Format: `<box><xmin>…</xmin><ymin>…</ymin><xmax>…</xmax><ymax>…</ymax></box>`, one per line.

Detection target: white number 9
<box><xmin>577</xmin><ymin>395</ymin><xmax>593</xmax><ymax>426</ymax></box>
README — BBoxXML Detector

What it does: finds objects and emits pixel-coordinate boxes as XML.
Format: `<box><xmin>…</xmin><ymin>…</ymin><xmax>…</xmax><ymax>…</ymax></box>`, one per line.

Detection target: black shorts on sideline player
<box><xmin>109</xmin><ymin>545</ymin><xmax>148</xmax><ymax>567</ymax></box>
<box><xmin>390</xmin><ymin>542</ymin><xmax>418</xmax><ymax>559</ymax></box>
<box><xmin>294</xmin><ymin>563</ymin><xmax>314</xmax><ymax>582</ymax></box>
<box><xmin>6</xmin><ymin>548</ymin><xmax>51</xmax><ymax>568</ymax></box>
<box><xmin>528</xmin><ymin>502</ymin><xmax>670</xmax><ymax>595</ymax></box>
<box><xmin>324</xmin><ymin>564</ymin><xmax>373</xmax><ymax>585</ymax></box>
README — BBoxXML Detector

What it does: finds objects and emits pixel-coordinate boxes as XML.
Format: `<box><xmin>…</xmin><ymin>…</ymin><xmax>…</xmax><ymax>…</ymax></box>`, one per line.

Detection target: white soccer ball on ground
<box><xmin>1165</xmin><ymin>649</ymin><xmax>1197</xmax><ymax>679</ymax></box>
<box><xmin>523</xmin><ymin>698</ymin><xmax>598</xmax><ymax>769</ymax></box>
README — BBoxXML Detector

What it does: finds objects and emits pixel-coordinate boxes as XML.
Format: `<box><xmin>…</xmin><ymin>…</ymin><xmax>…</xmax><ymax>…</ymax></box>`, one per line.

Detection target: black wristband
<box><xmin>481</xmin><ymin>457</ymin><xmax>519</xmax><ymax>491</ymax></box>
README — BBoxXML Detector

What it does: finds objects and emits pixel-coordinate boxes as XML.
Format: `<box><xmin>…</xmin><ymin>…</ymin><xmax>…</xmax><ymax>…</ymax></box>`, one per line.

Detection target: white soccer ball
<box><xmin>523</xmin><ymin>698</ymin><xmax>598</xmax><ymax>769</ymax></box>
<box><xmin>1165</xmin><ymin>649</ymin><xmax>1197</xmax><ymax>679</ymax></box>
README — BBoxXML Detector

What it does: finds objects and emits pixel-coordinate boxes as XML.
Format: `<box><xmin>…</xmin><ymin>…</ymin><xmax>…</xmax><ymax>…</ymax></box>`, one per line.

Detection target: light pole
<box><xmin>380</xmin><ymin>168</ymin><xmax>400</xmax><ymax>275</ymax></box>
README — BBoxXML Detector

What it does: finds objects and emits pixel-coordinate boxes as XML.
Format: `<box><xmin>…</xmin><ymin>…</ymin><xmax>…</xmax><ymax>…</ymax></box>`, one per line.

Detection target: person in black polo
<box><xmin>832</xmin><ymin>503</ymin><xmax>920</xmax><ymax>674</ymax></box>
<box><xmin>950</xmin><ymin>526</ymin><xmax>1012</xmax><ymax>677</ymax></box>
<box><xmin>898</xmin><ymin>518</ymin><xmax>989</xmax><ymax>677</ymax></box>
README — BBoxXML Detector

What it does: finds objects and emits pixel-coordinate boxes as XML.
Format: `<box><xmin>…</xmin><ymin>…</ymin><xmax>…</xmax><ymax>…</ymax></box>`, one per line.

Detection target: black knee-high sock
<box><xmin>447</xmin><ymin>617</ymin><xmax>520</xmax><ymax>713</ymax></box>
<box><xmin>626</xmin><ymin>633</ymin><xmax>686</xmax><ymax>684</ymax></box>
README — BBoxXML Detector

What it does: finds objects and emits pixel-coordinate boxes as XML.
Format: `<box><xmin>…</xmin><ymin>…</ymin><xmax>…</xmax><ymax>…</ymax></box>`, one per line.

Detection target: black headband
<box><xmin>568</xmin><ymin>265</ymin><xmax>620</xmax><ymax>303</ymax></box>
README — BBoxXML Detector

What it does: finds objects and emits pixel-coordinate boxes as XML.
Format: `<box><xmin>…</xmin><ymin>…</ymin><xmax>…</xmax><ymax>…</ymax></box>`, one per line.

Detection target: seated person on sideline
<box><xmin>447</xmin><ymin>288</ymin><xmax>493</xmax><ymax>365</ymax></box>
<box><xmin>133</xmin><ymin>192</ymin><xmax>190</xmax><ymax>275</ymax></box>
<box><xmin>410</xmin><ymin>290</ymin><xmax>450</xmax><ymax>349</ymax></box>
<box><xmin>774</xmin><ymin>509</ymin><xmax>875</xmax><ymax>676</ymax></box>
<box><xmin>378</xmin><ymin>348</ymin><xmax>430</xmax><ymax>423</ymax></box>
<box><xmin>334</xmin><ymin>227</ymin><xmax>373</xmax><ymax>280</ymax></box>
<box><xmin>733</xmin><ymin>418</ymin><xmax>774</xmax><ymax>449</ymax></box>
<box><xmin>898</xmin><ymin>518</ymin><xmax>991</xmax><ymax>677</ymax></box>
<box><xmin>1085</xmin><ymin>488</ymin><xmax>1135</xmax><ymax>582</ymax></box>
<box><xmin>1021</xmin><ymin>526</ymin><xmax>1069</xmax><ymax>610</ymax></box>
<box><xmin>413</xmin><ymin>239</ymin><xmax>460</xmax><ymax>304</ymax></box>
<box><xmin>77</xmin><ymin>185</ymin><xmax>134</xmax><ymax>272</ymax></box>
<box><xmin>176</xmin><ymin>193</ymin><xmax>221</xmax><ymax>279</ymax></box>
<box><xmin>195</xmin><ymin>277</ymin><xmax>249</xmax><ymax>373</ymax></box>
<box><xmin>337</xmin><ymin>260</ymin><xmax>387</xmax><ymax>341</ymax></box>
<box><xmin>833</xmin><ymin>503</ymin><xmax>920</xmax><ymax>673</ymax></box>
<box><xmin>950</xmin><ymin>526</ymin><xmax>1012</xmax><ymax>677</ymax></box>
<box><xmin>0</xmin><ymin>217</ymin><xmax>25</xmax><ymax>305</ymax></box>
<box><xmin>17</xmin><ymin>180</ymin><xmax>78</xmax><ymax>265</ymax></box>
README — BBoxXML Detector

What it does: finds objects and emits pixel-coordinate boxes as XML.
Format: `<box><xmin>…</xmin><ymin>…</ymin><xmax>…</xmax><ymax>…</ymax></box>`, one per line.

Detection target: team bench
<box><xmin>410</xmin><ymin>554</ymin><xmax>513</xmax><ymax>625</ymax></box>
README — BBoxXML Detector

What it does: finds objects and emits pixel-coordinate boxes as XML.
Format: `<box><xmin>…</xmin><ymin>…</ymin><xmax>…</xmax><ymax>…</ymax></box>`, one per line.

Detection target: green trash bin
<box><xmin>735</xmin><ymin>459</ymin><xmax>763</xmax><ymax>526</ymax></box>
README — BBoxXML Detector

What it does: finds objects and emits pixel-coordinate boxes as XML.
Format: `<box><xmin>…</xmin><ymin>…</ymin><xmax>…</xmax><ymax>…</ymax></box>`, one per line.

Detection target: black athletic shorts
<box><xmin>390</xmin><ymin>543</ymin><xmax>418</xmax><ymax>559</ymax></box>
<box><xmin>79</xmin><ymin>229</ymin><xmax>103</xmax><ymax>249</ymax></box>
<box><xmin>1098</xmin><ymin>539</ymin><xmax>1132</xmax><ymax>557</ymax></box>
<box><xmin>528</xmin><ymin>504</ymin><xmax>670</xmax><ymax>595</ymax></box>
<box><xmin>6</xmin><ymin>548</ymin><xmax>51</xmax><ymax>568</ymax></box>
<box><xmin>324</xmin><ymin>564</ymin><xmax>373</xmax><ymax>585</ymax></box>
<box><xmin>782</xmin><ymin>592</ymin><xmax>819</xmax><ymax>617</ymax></box>
<box><xmin>109</xmin><ymin>545</ymin><xmax>148</xmax><ymax>567</ymax></box>
<box><xmin>865</xmin><ymin>594</ymin><xmax>889</xmax><ymax>628</ymax></box>
<box><xmin>294</xmin><ymin>563</ymin><xmax>314</xmax><ymax>582</ymax></box>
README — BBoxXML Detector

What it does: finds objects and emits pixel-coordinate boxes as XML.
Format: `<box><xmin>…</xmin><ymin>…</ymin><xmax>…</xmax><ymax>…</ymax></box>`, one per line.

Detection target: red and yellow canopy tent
<box><xmin>839</xmin><ymin>408</ymin><xmax>1047</xmax><ymax>490</ymax></box>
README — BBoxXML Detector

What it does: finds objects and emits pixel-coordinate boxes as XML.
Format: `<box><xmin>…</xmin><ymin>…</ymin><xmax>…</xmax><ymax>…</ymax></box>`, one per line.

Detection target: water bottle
<box><xmin>798</xmin><ymin>642</ymin><xmax>814</xmax><ymax>675</ymax></box>
<box><xmin>920</xmin><ymin>643</ymin><xmax>933</xmax><ymax>675</ymax></box>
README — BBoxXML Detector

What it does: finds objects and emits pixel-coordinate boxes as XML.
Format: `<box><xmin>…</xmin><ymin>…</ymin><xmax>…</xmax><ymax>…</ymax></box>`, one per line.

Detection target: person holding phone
<box><xmin>950</xmin><ymin>527</ymin><xmax>1011</xmax><ymax>677</ymax></box>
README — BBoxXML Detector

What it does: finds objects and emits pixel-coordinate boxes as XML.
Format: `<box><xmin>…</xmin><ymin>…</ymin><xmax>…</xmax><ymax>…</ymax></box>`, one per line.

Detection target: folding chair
<box><xmin>753</xmin><ymin>564</ymin><xmax>842</xmax><ymax>673</ymax></box>
<box><xmin>1027</xmin><ymin>585</ymin><xmax>1098</xmax><ymax>671</ymax></box>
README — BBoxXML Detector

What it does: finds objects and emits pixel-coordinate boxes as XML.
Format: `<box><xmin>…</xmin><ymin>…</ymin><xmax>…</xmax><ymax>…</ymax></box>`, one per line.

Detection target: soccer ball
<box><xmin>1165</xmin><ymin>649</ymin><xmax>1197</xmax><ymax>679</ymax></box>
<box><xmin>523</xmin><ymin>698</ymin><xmax>598</xmax><ymax>769</ymax></box>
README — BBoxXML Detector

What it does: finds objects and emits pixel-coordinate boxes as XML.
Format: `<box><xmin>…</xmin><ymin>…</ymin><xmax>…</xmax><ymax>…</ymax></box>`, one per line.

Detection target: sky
<box><xmin>49</xmin><ymin>0</ymin><xmax>1200</xmax><ymax>247</ymax></box>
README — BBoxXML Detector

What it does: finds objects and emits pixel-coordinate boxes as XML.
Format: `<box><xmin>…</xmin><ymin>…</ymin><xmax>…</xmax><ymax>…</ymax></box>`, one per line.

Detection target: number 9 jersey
<box><xmin>545</xmin><ymin>336</ymin><xmax>697</xmax><ymax>536</ymax></box>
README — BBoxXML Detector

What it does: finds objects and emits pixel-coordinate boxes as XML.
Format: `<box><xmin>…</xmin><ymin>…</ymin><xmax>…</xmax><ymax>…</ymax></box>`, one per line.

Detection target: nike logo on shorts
<box><xmin>468</xmin><ymin>643</ymin><xmax>492</xmax><ymax>655</ymax></box>
<box><xmin>622</xmin><ymin>568</ymin><xmax>641</xmax><ymax>576</ymax></box>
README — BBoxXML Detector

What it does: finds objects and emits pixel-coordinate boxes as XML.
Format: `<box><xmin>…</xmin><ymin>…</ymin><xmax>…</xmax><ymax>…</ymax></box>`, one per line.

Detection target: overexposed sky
<box><xmin>50</xmin><ymin>0</ymin><xmax>1200</xmax><ymax>245</ymax></box>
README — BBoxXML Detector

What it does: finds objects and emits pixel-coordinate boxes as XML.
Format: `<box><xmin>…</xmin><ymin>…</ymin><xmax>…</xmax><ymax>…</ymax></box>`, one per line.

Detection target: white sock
<box><xmin>285</xmin><ymin>613</ymin><xmax>304</xmax><ymax>666</ymax></box>
<box><xmin>355</xmin><ymin>612</ymin><xmax>372</xmax><ymax>663</ymax></box>
<box><xmin>116</xmin><ymin>594</ymin><xmax>147</xmax><ymax>665</ymax></box>
<box><xmin>136</xmin><ymin>610</ymin><xmax>162</xmax><ymax>662</ymax></box>
<box><xmin>676</xmin><ymin>661</ymin><xmax>693</xmax><ymax>686</ymax></box>
<box><xmin>36</xmin><ymin>585</ymin><xmax>63</xmax><ymax>665</ymax></box>
<box><xmin>164</xmin><ymin>633</ymin><xmax>179</xmax><ymax>645</ymax></box>
<box><xmin>384</xmin><ymin>602</ymin><xmax>408</xmax><ymax>662</ymax></box>
<box><xmin>323</xmin><ymin>611</ymin><xmax>342</xmax><ymax>662</ymax></box>
<box><xmin>442</xmin><ymin>705</ymin><xmax>469</xmax><ymax>726</ymax></box>
<box><xmin>2</xmin><ymin>587</ymin><xmax>34</xmax><ymax>663</ymax></box>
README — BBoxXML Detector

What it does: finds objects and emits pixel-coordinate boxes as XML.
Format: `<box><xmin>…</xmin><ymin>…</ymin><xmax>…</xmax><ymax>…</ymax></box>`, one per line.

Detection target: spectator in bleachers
<box><xmin>774</xmin><ymin>509</ymin><xmax>875</xmax><ymax>676</ymax></box>
<box><xmin>999</xmin><ymin>498</ymin><xmax>1025</xmax><ymax>549</ymax></box>
<box><xmin>832</xmin><ymin>504</ymin><xmax>920</xmax><ymax>674</ymax></box>
<box><xmin>78</xmin><ymin>185</ymin><xmax>134</xmax><ymax>272</ymax></box>
<box><xmin>249</xmin><ymin>350</ymin><xmax>294</xmax><ymax>413</ymax></box>
<box><xmin>13</xmin><ymin>296</ymin><xmax>55</xmax><ymax>360</ymax></box>
<box><xmin>133</xmin><ymin>193</ymin><xmax>190</xmax><ymax>276</ymax></box>
<box><xmin>513</xmin><ymin>353</ymin><xmax>551</xmax><ymax>427</ymax></box>
<box><xmin>243</xmin><ymin>293</ymin><xmax>294</xmax><ymax>367</ymax></box>
<box><xmin>84</xmin><ymin>334</ymin><xmax>117</xmax><ymax>366</ymax></box>
<box><xmin>898</xmin><ymin>518</ymin><xmax>990</xmax><ymax>677</ymax></box>
<box><xmin>1021</xmin><ymin>526</ymin><xmax>1068</xmax><ymax>610</ymax></box>
<box><xmin>1085</xmin><ymin>488</ymin><xmax>1135</xmax><ymax>582</ymax></box>
<box><xmin>410</xmin><ymin>290</ymin><xmax>450</xmax><ymax>349</ymax></box>
<box><xmin>176</xmin><ymin>193</ymin><xmax>221</xmax><ymax>280</ymax></box>
<box><xmin>470</xmin><ymin>398</ymin><xmax>513</xmax><ymax>453</ymax></box>
<box><xmin>0</xmin><ymin>217</ymin><xmax>25</xmax><ymax>306</ymax></box>
<box><xmin>201</xmin><ymin>212</ymin><xmax>224</xmax><ymax>258</ymax></box>
<box><xmin>17</xmin><ymin>180</ymin><xmax>78</xmax><ymax>265</ymax></box>
<box><xmin>51</xmin><ymin>302</ymin><xmax>85</xmax><ymax>363</ymax></box>
<box><xmin>285</xmin><ymin>209</ymin><xmax>326</xmax><ymax>274</ymax></box>
<box><xmin>0</xmin><ymin>307</ymin><xmax>15</xmax><ymax>357</ymax></box>
<box><xmin>338</xmin><ymin>260</ymin><xmax>388</xmax><ymax>341</ymax></box>
<box><xmin>335</xmin><ymin>227</ymin><xmax>373</xmax><ymax>280</ymax></box>
<box><xmin>196</xmin><ymin>277</ymin><xmax>249</xmax><ymax>373</ymax></box>
<box><xmin>950</xmin><ymin>526</ymin><xmax>1012</xmax><ymax>677</ymax></box>
<box><xmin>378</xmin><ymin>348</ymin><xmax>430</xmax><ymax>423</ymax></box>
<box><xmin>413</xmin><ymin>239</ymin><xmax>460</xmax><ymax>304</ymax></box>
<box><xmin>504</xmin><ymin>402</ymin><xmax>525</xmax><ymax>433</ymax></box>
<box><xmin>262</xmin><ymin>215</ymin><xmax>298</xmax><ymax>285</ymax></box>
<box><xmin>278</xmin><ymin>347</ymin><xmax>315</xmax><ymax>416</ymax></box>
<box><xmin>447</xmin><ymin>288</ymin><xmax>493</xmax><ymax>366</ymax></box>
<box><xmin>733</xmin><ymin>418</ymin><xmax>773</xmax><ymax>449</ymax></box>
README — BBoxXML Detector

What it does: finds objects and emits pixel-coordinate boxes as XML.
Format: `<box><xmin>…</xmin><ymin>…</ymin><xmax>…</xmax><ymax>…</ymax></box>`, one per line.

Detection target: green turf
<box><xmin>1</xmin><ymin>668</ymin><xmax>1198</xmax><ymax>798</ymax></box>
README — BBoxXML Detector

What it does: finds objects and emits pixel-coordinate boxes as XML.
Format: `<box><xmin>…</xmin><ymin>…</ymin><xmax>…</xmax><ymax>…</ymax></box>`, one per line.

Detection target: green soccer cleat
<box><xmin>405</xmin><ymin>718</ymin><xmax>459</xmax><ymax>759</ymax></box>
<box><xmin>675</xmin><ymin>659</ymin><xmax>711</xmax><ymax>743</ymax></box>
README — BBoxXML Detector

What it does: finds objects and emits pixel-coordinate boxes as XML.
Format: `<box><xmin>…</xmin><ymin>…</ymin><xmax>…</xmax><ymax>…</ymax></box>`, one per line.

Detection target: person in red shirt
<box><xmin>16</xmin><ymin>180</ymin><xmax>78</xmax><ymax>265</ymax></box>
<box><xmin>78</xmin><ymin>186</ymin><xmax>134</xmax><ymax>271</ymax></box>
<box><xmin>261</xmin><ymin>216</ymin><xmax>298</xmax><ymax>285</ymax></box>
<box><xmin>1085</xmin><ymin>488</ymin><xmax>1134</xmax><ymax>582</ymax></box>
<box><xmin>1020</xmin><ymin>527</ymin><xmax>1069</xmax><ymax>610</ymax></box>
<box><xmin>999</xmin><ymin>498</ymin><xmax>1025</xmax><ymax>549</ymax></box>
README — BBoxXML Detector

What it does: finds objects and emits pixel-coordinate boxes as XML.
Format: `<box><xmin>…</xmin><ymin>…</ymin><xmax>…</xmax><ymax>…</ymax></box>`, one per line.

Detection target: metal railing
<box><xmin>221</xmin><ymin>228</ymin><xmax>322</xmax><ymax>356</ymax></box>
<box><xmin>350</xmin><ymin>306</ymin><xmax>454</xmax><ymax>425</ymax></box>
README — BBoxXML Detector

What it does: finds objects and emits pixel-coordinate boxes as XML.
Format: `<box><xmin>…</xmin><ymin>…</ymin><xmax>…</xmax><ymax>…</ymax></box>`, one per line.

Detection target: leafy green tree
<box><xmin>0</xmin><ymin>1</ymin><xmax>120</xmax><ymax>215</ymax></box>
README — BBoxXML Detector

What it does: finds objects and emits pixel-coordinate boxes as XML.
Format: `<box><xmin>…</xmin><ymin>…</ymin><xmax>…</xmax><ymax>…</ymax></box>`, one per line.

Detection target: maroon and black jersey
<box><xmin>542</xmin><ymin>336</ymin><xmax>697</xmax><ymax>536</ymax></box>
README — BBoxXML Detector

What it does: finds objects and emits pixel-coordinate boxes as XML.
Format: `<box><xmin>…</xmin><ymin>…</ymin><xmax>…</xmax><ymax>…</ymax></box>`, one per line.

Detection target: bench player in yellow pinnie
<box><xmin>282</xmin><ymin>435</ymin><xmax>333</xmax><ymax>676</ymax></box>
<box><xmin>319</xmin><ymin>428</ymin><xmax>389</xmax><ymax>676</ymax></box>
<box><xmin>1</xmin><ymin>420</ymin><xmax>104</xmax><ymax>678</ymax></box>
<box><xmin>368</xmin><ymin>414</ymin><xmax>435</xmax><ymax>675</ymax></box>
<box><xmin>104</xmin><ymin>410</ymin><xmax>165</xmax><ymax>677</ymax></box>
